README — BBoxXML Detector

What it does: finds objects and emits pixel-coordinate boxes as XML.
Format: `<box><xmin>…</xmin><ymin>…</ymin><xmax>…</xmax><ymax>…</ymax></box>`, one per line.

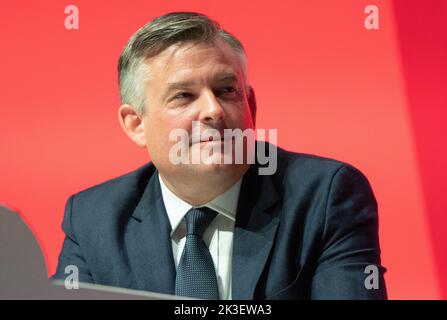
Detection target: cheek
<box><xmin>145</xmin><ymin>115</ymin><xmax>191</xmax><ymax>149</ymax></box>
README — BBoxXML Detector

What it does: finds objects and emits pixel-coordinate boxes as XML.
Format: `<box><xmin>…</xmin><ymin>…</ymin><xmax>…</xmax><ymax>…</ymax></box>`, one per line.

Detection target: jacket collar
<box><xmin>126</xmin><ymin>155</ymin><xmax>281</xmax><ymax>298</ymax></box>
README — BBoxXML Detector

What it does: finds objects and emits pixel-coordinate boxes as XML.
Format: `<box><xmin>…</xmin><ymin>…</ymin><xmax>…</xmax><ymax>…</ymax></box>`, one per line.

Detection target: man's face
<box><xmin>141</xmin><ymin>38</ymin><xmax>255</xmax><ymax>181</ymax></box>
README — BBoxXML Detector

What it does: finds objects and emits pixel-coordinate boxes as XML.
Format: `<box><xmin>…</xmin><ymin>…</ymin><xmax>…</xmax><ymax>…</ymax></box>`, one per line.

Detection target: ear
<box><xmin>118</xmin><ymin>104</ymin><xmax>147</xmax><ymax>147</ymax></box>
<box><xmin>247</xmin><ymin>86</ymin><xmax>257</xmax><ymax>127</ymax></box>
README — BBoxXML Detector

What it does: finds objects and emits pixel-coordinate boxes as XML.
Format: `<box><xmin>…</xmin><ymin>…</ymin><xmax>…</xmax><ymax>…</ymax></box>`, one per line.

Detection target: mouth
<box><xmin>201</xmin><ymin>137</ymin><xmax>223</xmax><ymax>143</ymax></box>
<box><xmin>188</xmin><ymin>124</ymin><xmax>244</xmax><ymax>146</ymax></box>
<box><xmin>190</xmin><ymin>130</ymin><xmax>225</xmax><ymax>145</ymax></box>
<box><xmin>190</xmin><ymin>139</ymin><xmax>223</xmax><ymax>146</ymax></box>
<box><xmin>191</xmin><ymin>135</ymin><xmax>237</xmax><ymax>145</ymax></box>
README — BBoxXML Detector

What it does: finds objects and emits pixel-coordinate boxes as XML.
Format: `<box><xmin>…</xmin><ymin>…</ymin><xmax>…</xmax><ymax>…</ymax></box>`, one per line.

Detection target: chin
<box><xmin>192</xmin><ymin>159</ymin><xmax>232</xmax><ymax>173</ymax></box>
<box><xmin>189</xmin><ymin>160</ymin><xmax>239</xmax><ymax>179</ymax></box>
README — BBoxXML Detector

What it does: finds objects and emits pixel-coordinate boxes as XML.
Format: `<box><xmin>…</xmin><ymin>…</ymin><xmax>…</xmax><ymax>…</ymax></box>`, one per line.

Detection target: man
<box><xmin>52</xmin><ymin>12</ymin><xmax>387</xmax><ymax>299</ymax></box>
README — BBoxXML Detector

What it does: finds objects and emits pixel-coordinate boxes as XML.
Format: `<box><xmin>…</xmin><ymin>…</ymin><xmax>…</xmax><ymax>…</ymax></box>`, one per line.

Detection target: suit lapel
<box><xmin>232</xmin><ymin>163</ymin><xmax>281</xmax><ymax>299</ymax></box>
<box><xmin>124</xmin><ymin>146</ymin><xmax>281</xmax><ymax>298</ymax></box>
<box><xmin>125</xmin><ymin>169</ymin><xmax>176</xmax><ymax>295</ymax></box>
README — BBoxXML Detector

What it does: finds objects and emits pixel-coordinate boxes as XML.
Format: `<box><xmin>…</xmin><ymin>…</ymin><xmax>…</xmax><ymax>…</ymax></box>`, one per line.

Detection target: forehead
<box><xmin>146</xmin><ymin>39</ymin><xmax>244</xmax><ymax>83</ymax></box>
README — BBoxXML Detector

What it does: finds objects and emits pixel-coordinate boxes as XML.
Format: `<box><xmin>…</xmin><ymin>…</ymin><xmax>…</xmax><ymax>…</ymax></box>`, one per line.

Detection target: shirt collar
<box><xmin>158</xmin><ymin>172</ymin><xmax>242</xmax><ymax>236</ymax></box>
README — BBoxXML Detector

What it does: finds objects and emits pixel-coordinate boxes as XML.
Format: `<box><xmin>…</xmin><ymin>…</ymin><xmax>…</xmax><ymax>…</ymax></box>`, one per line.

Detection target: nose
<box><xmin>198</xmin><ymin>89</ymin><xmax>225</xmax><ymax>125</ymax></box>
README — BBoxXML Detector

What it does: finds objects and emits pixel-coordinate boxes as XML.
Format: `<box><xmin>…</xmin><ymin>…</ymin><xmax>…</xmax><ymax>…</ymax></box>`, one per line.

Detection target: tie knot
<box><xmin>185</xmin><ymin>207</ymin><xmax>217</xmax><ymax>237</ymax></box>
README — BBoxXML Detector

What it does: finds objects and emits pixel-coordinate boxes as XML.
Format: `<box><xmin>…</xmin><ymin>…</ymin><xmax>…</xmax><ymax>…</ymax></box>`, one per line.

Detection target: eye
<box><xmin>173</xmin><ymin>92</ymin><xmax>193</xmax><ymax>100</ymax></box>
<box><xmin>216</xmin><ymin>86</ymin><xmax>238</xmax><ymax>98</ymax></box>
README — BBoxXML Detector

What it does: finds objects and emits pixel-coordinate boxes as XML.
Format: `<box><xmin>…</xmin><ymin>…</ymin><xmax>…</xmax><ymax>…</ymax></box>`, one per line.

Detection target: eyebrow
<box><xmin>163</xmin><ymin>73</ymin><xmax>239</xmax><ymax>100</ymax></box>
<box><xmin>214</xmin><ymin>73</ymin><xmax>238</xmax><ymax>83</ymax></box>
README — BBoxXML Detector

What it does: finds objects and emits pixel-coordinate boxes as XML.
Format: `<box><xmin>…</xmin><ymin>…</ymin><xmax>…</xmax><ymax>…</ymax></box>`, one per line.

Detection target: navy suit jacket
<box><xmin>52</xmin><ymin>143</ymin><xmax>387</xmax><ymax>299</ymax></box>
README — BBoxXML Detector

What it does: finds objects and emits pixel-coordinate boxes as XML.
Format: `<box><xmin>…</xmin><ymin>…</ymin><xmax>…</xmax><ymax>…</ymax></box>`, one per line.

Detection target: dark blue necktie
<box><xmin>175</xmin><ymin>207</ymin><xmax>219</xmax><ymax>299</ymax></box>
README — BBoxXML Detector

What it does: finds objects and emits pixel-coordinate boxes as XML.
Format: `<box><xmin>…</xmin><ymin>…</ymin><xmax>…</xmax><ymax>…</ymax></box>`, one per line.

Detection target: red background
<box><xmin>1</xmin><ymin>0</ymin><xmax>445</xmax><ymax>299</ymax></box>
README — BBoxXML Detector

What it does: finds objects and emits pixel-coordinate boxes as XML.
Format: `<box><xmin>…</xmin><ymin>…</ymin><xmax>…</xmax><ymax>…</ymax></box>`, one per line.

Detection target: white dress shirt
<box><xmin>158</xmin><ymin>173</ymin><xmax>241</xmax><ymax>300</ymax></box>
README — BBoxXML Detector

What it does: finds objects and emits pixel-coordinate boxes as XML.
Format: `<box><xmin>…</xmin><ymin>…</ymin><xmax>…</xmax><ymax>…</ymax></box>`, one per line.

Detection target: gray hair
<box><xmin>118</xmin><ymin>12</ymin><xmax>249</xmax><ymax>115</ymax></box>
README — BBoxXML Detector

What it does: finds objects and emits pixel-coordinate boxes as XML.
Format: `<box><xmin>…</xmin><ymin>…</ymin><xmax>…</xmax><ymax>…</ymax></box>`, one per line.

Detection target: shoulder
<box><xmin>256</xmin><ymin>142</ymin><xmax>375</xmax><ymax>216</ymax></box>
<box><xmin>72</xmin><ymin>162</ymin><xmax>155</xmax><ymax>204</ymax></box>
<box><xmin>64</xmin><ymin>162</ymin><xmax>156</xmax><ymax>231</ymax></box>
<box><xmin>268</xmin><ymin>142</ymin><xmax>368</xmax><ymax>188</ymax></box>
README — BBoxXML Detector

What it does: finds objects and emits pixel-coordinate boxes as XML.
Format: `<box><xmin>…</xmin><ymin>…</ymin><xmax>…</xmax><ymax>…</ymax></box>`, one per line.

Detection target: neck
<box><xmin>159</xmin><ymin>165</ymin><xmax>249</xmax><ymax>206</ymax></box>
